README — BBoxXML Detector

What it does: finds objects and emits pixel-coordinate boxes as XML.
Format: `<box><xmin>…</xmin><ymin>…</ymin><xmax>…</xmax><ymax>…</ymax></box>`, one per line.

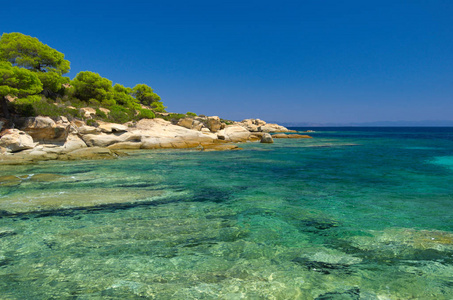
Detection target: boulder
<box><xmin>258</xmin><ymin>123</ymin><xmax>290</xmax><ymax>133</ymax></box>
<box><xmin>77</xmin><ymin>125</ymin><xmax>100</xmax><ymax>135</ymax></box>
<box><xmin>98</xmin><ymin>107</ymin><xmax>110</xmax><ymax>115</ymax></box>
<box><xmin>177</xmin><ymin>118</ymin><xmax>195</xmax><ymax>129</ymax></box>
<box><xmin>260</xmin><ymin>133</ymin><xmax>274</xmax><ymax>143</ymax></box>
<box><xmin>177</xmin><ymin>118</ymin><xmax>205</xmax><ymax>131</ymax></box>
<box><xmin>206</xmin><ymin>116</ymin><xmax>222</xmax><ymax>132</ymax></box>
<box><xmin>131</xmin><ymin>118</ymin><xmax>218</xmax><ymax>149</ymax></box>
<box><xmin>237</xmin><ymin>119</ymin><xmax>267</xmax><ymax>132</ymax></box>
<box><xmin>0</xmin><ymin>129</ymin><xmax>36</xmax><ymax>152</ymax></box>
<box><xmin>201</xmin><ymin>128</ymin><xmax>211</xmax><ymax>134</ymax></box>
<box><xmin>238</xmin><ymin>119</ymin><xmax>257</xmax><ymax>132</ymax></box>
<box><xmin>79</xmin><ymin>107</ymin><xmax>96</xmax><ymax>118</ymax></box>
<box><xmin>56</xmin><ymin>116</ymin><xmax>69</xmax><ymax>124</ymax></box>
<box><xmin>63</xmin><ymin>134</ymin><xmax>88</xmax><ymax>152</ymax></box>
<box><xmin>249</xmin><ymin>132</ymin><xmax>265</xmax><ymax>141</ymax></box>
<box><xmin>81</xmin><ymin>132</ymin><xmax>138</xmax><ymax>148</ymax></box>
<box><xmin>97</xmin><ymin>122</ymin><xmax>129</xmax><ymax>133</ymax></box>
<box><xmin>192</xmin><ymin>120</ymin><xmax>204</xmax><ymax>131</ymax></box>
<box><xmin>217</xmin><ymin>125</ymin><xmax>251</xmax><ymax>142</ymax></box>
<box><xmin>71</xmin><ymin>119</ymin><xmax>86</xmax><ymax>128</ymax></box>
<box><xmin>22</xmin><ymin>116</ymin><xmax>70</xmax><ymax>142</ymax></box>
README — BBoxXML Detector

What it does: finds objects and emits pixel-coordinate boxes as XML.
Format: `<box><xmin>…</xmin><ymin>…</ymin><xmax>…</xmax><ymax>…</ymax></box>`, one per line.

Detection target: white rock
<box><xmin>0</xmin><ymin>129</ymin><xmax>36</xmax><ymax>152</ymax></box>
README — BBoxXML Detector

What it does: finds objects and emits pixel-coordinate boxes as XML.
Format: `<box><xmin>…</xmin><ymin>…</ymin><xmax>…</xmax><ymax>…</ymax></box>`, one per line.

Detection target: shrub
<box><xmin>95</xmin><ymin>108</ymin><xmax>107</xmax><ymax>119</ymax></box>
<box><xmin>11</xmin><ymin>96</ymin><xmax>83</xmax><ymax>119</ymax></box>
<box><xmin>86</xmin><ymin>119</ymin><xmax>98</xmax><ymax>126</ymax></box>
<box><xmin>107</xmin><ymin>105</ymin><xmax>135</xmax><ymax>124</ymax></box>
<box><xmin>186</xmin><ymin>111</ymin><xmax>197</xmax><ymax>117</ymax></box>
<box><xmin>158</xmin><ymin>113</ymin><xmax>186</xmax><ymax>124</ymax></box>
<box><xmin>137</xmin><ymin>108</ymin><xmax>155</xmax><ymax>119</ymax></box>
<box><xmin>221</xmin><ymin>118</ymin><xmax>234</xmax><ymax>125</ymax></box>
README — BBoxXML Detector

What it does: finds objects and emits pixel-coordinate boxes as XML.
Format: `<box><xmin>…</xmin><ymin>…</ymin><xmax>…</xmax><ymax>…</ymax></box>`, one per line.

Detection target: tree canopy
<box><xmin>71</xmin><ymin>71</ymin><xmax>114</xmax><ymax>106</ymax></box>
<box><xmin>112</xmin><ymin>84</ymin><xmax>140</xmax><ymax>109</ymax></box>
<box><xmin>0</xmin><ymin>61</ymin><xmax>42</xmax><ymax>117</ymax></box>
<box><xmin>132</xmin><ymin>84</ymin><xmax>166</xmax><ymax>112</ymax></box>
<box><xmin>0</xmin><ymin>32</ymin><xmax>70</xmax><ymax>74</ymax></box>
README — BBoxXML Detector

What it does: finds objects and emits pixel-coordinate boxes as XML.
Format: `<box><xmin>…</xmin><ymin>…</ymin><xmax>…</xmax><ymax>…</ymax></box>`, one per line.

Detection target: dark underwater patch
<box><xmin>315</xmin><ymin>287</ymin><xmax>360</xmax><ymax>300</ymax></box>
<box><xmin>292</xmin><ymin>257</ymin><xmax>354</xmax><ymax>275</ymax></box>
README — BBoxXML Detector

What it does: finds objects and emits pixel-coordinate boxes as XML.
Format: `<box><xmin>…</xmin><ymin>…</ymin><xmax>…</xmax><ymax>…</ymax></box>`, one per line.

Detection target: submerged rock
<box><xmin>315</xmin><ymin>287</ymin><xmax>360</xmax><ymax>300</ymax></box>
<box><xmin>63</xmin><ymin>147</ymin><xmax>121</xmax><ymax>160</ymax></box>
<box><xmin>0</xmin><ymin>175</ymin><xmax>22</xmax><ymax>186</ymax></box>
<box><xmin>272</xmin><ymin>133</ymin><xmax>312</xmax><ymax>139</ymax></box>
<box><xmin>202</xmin><ymin>144</ymin><xmax>240</xmax><ymax>151</ymax></box>
<box><xmin>0</xmin><ymin>187</ymin><xmax>163</xmax><ymax>215</ymax></box>
<box><xmin>347</xmin><ymin>227</ymin><xmax>453</xmax><ymax>253</ymax></box>
<box><xmin>0</xmin><ymin>228</ymin><xmax>16</xmax><ymax>238</ymax></box>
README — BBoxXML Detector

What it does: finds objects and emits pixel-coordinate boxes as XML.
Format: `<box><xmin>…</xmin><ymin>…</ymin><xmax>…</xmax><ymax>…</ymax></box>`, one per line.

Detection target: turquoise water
<box><xmin>1</xmin><ymin>127</ymin><xmax>453</xmax><ymax>299</ymax></box>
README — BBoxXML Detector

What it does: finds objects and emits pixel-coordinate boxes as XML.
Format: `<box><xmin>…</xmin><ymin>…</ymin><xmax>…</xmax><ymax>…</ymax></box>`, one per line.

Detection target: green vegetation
<box><xmin>0</xmin><ymin>61</ymin><xmax>43</xmax><ymax>118</ymax></box>
<box><xmin>132</xmin><ymin>84</ymin><xmax>166</xmax><ymax>112</ymax></box>
<box><xmin>71</xmin><ymin>71</ymin><xmax>114</xmax><ymax>106</ymax></box>
<box><xmin>0</xmin><ymin>32</ymin><xmax>70</xmax><ymax>97</ymax></box>
<box><xmin>0</xmin><ymin>32</ymin><xmax>166</xmax><ymax>124</ymax></box>
<box><xmin>11</xmin><ymin>96</ymin><xmax>81</xmax><ymax>118</ymax></box>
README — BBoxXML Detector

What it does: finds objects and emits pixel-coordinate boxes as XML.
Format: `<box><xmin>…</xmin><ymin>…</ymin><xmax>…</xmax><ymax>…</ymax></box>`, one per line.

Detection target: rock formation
<box><xmin>260</xmin><ymin>133</ymin><xmax>274</xmax><ymax>143</ymax></box>
<box><xmin>22</xmin><ymin>116</ymin><xmax>70</xmax><ymax>142</ymax></box>
<box><xmin>0</xmin><ymin>114</ymin><xmax>311</xmax><ymax>164</ymax></box>
<box><xmin>0</xmin><ymin>129</ymin><xmax>36</xmax><ymax>152</ymax></box>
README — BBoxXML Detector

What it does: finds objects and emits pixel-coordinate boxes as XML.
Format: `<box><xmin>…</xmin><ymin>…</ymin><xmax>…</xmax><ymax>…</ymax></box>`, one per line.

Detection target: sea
<box><xmin>0</xmin><ymin>127</ymin><xmax>452</xmax><ymax>299</ymax></box>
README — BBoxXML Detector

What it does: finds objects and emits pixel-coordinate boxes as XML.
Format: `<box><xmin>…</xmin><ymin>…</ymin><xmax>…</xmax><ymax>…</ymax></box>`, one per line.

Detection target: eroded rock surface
<box><xmin>0</xmin><ymin>129</ymin><xmax>36</xmax><ymax>152</ymax></box>
<box><xmin>22</xmin><ymin>116</ymin><xmax>70</xmax><ymax>142</ymax></box>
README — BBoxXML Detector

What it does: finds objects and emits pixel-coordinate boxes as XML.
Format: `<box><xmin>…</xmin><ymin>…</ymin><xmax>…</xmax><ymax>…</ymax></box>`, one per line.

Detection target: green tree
<box><xmin>71</xmin><ymin>71</ymin><xmax>115</xmax><ymax>106</ymax></box>
<box><xmin>0</xmin><ymin>33</ymin><xmax>70</xmax><ymax>96</ymax></box>
<box><xmin>37</xmin><ymin>72</ymin><xmax>70</xmax><ymax>95</ymax></box>
<box><xmin>0</xmin><ymin>61</ymin><xmax>42</xmax><ymax>118</ymax></box>
<box><xmin>132</xmin><ymin>84</ymin><xmax>166</xmax><ymax>112</ymax></box>
<box><xmin>112</xmin><ymin>84</ymin><xmax>140</xmax><ymax>109</ymax></box>
<box><xmin>0</xmin><ymin>32</ymin><xmax>70</xmax><ymax>74</ymax></box>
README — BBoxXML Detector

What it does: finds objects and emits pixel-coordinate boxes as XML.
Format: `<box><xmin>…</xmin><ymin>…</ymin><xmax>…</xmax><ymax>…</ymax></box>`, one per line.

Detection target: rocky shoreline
<box><xmin>0</xmin><ymin>115</ymin><xmax>312</xmax><ymax>165</ymax></box>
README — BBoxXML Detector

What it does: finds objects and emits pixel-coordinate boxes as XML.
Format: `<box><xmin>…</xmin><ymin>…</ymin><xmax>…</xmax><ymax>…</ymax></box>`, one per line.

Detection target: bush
<box><xmin>186</xmin><ymin>111</ymin><xmax>197</xmax><ymax>117</ymax></box>
<box><xmin>107</xmin><ymin>105</ymin><xmax>135</xmax><ymax>124</ymax></box>
<box><xmin>95</xmin><ymin>108</ymin><xmax>107</xmax><ymax>119</ymax></box>
<box><xmin>221</xmin><ymin>118</ymin><xmax>234</xmax><ymax>125</ymax></box>
<box><xmin>11</xmin><ymin>96</ymin><xmax>83</xmax><ymax>119</ymax></box>
<box><xmin>137</xmin><ymin>108</ymin><xmax>155</xmax><ymax>119</ymax></box>
<box><xmin>86</xmin><ymin>119</ymin><xmax>98</xmax><ymax>126</ymax></box>
<box><xmin>158</xmin><ymin>113</ymin><xmax>186</xmax><ymax>124</ymax></box>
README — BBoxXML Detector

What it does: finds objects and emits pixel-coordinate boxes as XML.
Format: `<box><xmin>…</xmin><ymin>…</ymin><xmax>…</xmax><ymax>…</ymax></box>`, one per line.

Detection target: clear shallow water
<box><xmin>0</xmin><ymin>127</ymin><xmax>453</xmax><ymax>299</ymax></box>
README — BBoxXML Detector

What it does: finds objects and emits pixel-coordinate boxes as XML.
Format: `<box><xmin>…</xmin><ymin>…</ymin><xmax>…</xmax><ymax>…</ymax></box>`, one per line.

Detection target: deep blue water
<box><xmin>0</xmin><ymin>127</ymin><xmax>452</xmax><ymax>299</ymax></box>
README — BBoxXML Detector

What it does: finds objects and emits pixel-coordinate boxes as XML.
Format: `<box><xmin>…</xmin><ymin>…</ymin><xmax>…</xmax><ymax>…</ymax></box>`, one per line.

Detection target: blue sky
<box><xmin>2</xmin><ymin>0</ymin><xmax>452</xmax><ymax>123</ymax></box>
